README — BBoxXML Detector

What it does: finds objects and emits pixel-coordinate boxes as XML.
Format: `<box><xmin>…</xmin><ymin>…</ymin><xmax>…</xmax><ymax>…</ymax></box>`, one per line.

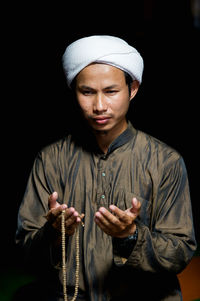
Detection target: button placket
<box><xmin>96</xmin><ymin>156</ymin><xmax>109</xmax><ymax>205</ymax></box>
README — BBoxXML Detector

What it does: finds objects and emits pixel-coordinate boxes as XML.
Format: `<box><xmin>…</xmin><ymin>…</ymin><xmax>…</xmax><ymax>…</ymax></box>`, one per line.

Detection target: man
<box><xmin>16</xmin><ymin>35</ymin><xmax>196</xmax><ymax>301</ymax></box>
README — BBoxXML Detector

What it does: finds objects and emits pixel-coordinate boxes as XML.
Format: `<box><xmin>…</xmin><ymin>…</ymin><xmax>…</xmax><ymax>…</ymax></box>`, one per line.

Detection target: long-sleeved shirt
<box><xmin>16</xmin><ymin>122</ymin><xmax>197</xmax><ymax>301</ymax></box>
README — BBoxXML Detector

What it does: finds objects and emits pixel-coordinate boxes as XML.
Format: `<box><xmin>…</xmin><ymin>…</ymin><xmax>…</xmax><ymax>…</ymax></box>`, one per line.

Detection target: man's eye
<box><xmin>106</xmin><ymin>90</ymin><xmax>118</xmax><ymax>94</ymax></box>
<box><xmin>82</xmin><ymin>90</ymin><xmax>94</xmax><ymax>95</ymax></box>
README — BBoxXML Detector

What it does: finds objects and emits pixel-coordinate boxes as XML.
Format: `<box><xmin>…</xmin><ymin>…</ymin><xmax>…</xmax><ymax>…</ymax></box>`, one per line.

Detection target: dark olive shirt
<box><xmin>16</xmin><ymin>122</ymin><xmax>196</xmax><ymax>301</ymax></box>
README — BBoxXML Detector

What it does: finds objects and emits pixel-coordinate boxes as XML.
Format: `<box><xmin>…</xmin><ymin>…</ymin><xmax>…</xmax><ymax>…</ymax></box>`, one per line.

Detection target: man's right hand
<box><xmin>46</xmin><ymin>191</ymin><xmax>82</xmax><ymax>236</ymax></box>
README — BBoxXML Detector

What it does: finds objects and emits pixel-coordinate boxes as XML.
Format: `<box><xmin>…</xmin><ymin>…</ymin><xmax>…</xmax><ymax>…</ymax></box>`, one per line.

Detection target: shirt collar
<box><xmin>105</xmin><ymin>121</ymin><xmax>137</xmax><ymax>155</ymax></box>
<box><xmin>71</xmin><ymin>120</ymin><xmax>137</xmax><ymax>155</ymax></box>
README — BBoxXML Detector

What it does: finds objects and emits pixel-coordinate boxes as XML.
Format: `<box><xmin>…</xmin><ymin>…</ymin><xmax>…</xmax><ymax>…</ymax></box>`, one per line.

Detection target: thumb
<box><xmin>48</xmin><ymin>191</ymin><xmax>60</xmax><ymax>209</ymax></box>
<box><xmin>130</xmin><ymin>197</ymin><xmax>141</xmax><ymax>214</ymax></box>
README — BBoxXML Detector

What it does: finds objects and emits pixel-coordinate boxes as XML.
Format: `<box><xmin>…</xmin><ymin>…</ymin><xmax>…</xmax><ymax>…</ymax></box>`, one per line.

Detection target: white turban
<box><xmin>62</xmin><ymin>35</ymin><xmax>144</xmax><ymax>87</ymax></box>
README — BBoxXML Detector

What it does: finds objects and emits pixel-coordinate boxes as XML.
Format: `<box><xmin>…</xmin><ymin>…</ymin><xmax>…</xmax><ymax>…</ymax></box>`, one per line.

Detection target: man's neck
<box><xmin>94</xmin><ymin>121</ymin><xmax>128</xmax><ymax>154</ymax></box>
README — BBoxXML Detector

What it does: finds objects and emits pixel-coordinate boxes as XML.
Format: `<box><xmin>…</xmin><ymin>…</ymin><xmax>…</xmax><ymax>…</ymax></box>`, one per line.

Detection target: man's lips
<box><xmin>92</xmin><ymin>116</ymin><xmax>111</xmax><ymax>124</ymax></box>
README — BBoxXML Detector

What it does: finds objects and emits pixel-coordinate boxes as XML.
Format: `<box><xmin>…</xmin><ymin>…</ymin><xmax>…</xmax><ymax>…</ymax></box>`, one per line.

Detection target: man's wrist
<box><xmin>116</xmin><ymin>226</ymin><xmax>138</xmax><ymax>243</ymax></box>
<box><xmin>113</xmin><ymin>226</ymin><xmax>138</xmax><ymax>258</ymax></box>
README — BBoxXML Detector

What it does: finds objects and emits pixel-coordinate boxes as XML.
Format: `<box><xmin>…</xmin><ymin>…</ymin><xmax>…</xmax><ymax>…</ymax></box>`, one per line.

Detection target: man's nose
<box><xmin>94</xmin><ymin>93</ymin><xmax>108</xmax><ymax>113</ymax></box>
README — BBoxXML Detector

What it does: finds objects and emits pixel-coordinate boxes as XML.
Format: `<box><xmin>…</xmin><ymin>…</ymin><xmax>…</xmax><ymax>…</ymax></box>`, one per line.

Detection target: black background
<box><xmin>1</xmin><ymin>1</ymin><xmax>199</xmax><ymax>271</ymax></box>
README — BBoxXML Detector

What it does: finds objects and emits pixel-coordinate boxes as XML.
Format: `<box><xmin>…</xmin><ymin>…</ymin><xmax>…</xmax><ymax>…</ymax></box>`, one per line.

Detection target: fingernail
<box><xmin>95</xmin><ymin>212</ymin><xmax>101</xmax><ymax>218</ymax></box>
<box><xmin>99</xmin><ymin>207</ymin><xmax>105</xmax><ymax>214</ymax></box>
<box><xmin>133</xmin><ymin>198</ymin><xmax>138</xmax><ymax>206</ymax></box>
<box><xmin>109</xmin><ymin>205</ymin><xmax>115</xmax><ymax>211</ymax></box>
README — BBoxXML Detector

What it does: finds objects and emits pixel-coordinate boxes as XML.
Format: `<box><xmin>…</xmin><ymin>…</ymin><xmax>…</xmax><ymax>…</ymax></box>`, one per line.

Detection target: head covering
<box><xmin>62</xmin><ymin>35</ymin><xmax>144</xmax><ymax>87</ymax></box>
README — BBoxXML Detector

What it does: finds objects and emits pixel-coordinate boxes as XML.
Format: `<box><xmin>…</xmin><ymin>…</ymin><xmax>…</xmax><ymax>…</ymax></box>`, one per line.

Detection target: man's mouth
<box><xmin>92</xmin><ymin>116</ymin><xmax>111</xmax><ymax>125</ymax></box>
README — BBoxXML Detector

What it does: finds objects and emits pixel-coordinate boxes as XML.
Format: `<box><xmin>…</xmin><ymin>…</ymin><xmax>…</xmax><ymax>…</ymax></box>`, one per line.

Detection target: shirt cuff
<box><xmin>113</xmin><ymin>227</ymin><xmax>138</xmax><ymax>259</ymax></box>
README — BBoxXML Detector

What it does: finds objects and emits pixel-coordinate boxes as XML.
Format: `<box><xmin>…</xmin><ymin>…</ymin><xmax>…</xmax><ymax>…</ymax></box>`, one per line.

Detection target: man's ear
<box><xmin>130</xmin><ymin>80</ymin><xmax>139</xmax><ymax>101</ymax></box>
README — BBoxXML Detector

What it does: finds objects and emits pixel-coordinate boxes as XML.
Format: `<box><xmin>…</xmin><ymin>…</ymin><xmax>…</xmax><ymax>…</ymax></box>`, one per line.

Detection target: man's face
<box><xmin>75</xmin><ymin>63</ymin><xmax>138</xmax><ymax>134</ymax></box>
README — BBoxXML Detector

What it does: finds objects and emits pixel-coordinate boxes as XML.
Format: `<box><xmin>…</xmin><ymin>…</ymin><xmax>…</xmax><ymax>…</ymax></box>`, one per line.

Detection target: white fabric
<box><xmin>62</xmin><ymin>35</ymin><xmax>144</xmax><ymax>87</ymax></box>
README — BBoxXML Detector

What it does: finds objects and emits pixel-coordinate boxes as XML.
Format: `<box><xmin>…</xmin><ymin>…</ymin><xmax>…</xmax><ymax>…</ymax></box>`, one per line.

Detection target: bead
<box><xmin>61</xmin><ymin>209</ymin><xmax>81</xmax><ymax>301</ymax></box>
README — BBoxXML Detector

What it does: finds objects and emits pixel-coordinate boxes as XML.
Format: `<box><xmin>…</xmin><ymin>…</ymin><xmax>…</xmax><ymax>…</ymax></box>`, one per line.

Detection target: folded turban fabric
<box><xmin>62</xmin><ymin>35</ymin><xmax>144</xmax><ymax>87</ymax></box>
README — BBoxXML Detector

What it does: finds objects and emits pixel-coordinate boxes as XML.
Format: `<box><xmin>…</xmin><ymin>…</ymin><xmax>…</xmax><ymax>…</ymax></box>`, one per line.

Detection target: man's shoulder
<box><xmin>39</xmin><ymin>134</ymin><xmax>76</xmax><ymax>158</ymax></box>
<box><xmin>135</xmin><ymin>129</ymin><xmax>182</xmax><ymax>164</ymax></box>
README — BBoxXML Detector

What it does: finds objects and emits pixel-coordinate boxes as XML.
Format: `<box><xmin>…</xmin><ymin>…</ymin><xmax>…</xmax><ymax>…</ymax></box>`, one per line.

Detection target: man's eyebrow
<box><xmin>103</xmin><ymin>84</ymin><xmax>119</xmax><ymax>89</ymax></box>
<box><xmin>78</xmin><ymin>85</ymin><xmax>95</xmax><ymax>90</ymax></box>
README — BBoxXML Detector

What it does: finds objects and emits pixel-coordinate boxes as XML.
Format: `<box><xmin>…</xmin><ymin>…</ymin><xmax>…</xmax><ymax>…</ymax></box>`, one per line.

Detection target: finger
<box><xmin>94</xmin><ymin>214</ymin><xmax>112</xmax><ymax>235</ymax></box>
<box><xmin>109</xmin><ymin>205</ymin><xmax>133</xmax><ymax>224</ymax></box>
<box><xmin>48</xmin><ymin>207</ymin><xmax>79</xmax><ymax>234</ymax></box>
<box><xmin>64</xmin><ymin>208</ymin><xmax>79</xmax><ymax>226</ymax></box>
<box><xmin>46</xmin><ymin>203</ymin><xmax>67</xmax><ymax>223</ymax></box>
<box><xmin>64</xmin><ymin>207</ymin><xmax>75</xmax><ymax>218</ymax></box>
<box><xmin>64</xmin><ymin>208</ymin><xmax>85</xmax><ymax>227</ymax></box>
<box><xmin>48</xmin><ymin>191</ymin><xmax>60</xmax><ymax>209</ymax></box>
<box><xmin>130</xmin><ymin>198</ymin><xmax>141</xmax><ymax>214</ymax></box>
<box><xmin>51</xmin><ymin>204</ymin><xmax>67</xmax><ymax>217</ymax></box>
<box><xmin>95</xmin><ymin>210</ymin><xmax>127</xmax><ymax>237</ymax></box>
<box><xmin>64</xmin><ymin>210</ymin><xmax>83</xmax><ymax>235</ymax></box>
<box><xmin>96</xmin><ymin>207</ymin><xmax>121</xmax><ymax>226</ymax></box>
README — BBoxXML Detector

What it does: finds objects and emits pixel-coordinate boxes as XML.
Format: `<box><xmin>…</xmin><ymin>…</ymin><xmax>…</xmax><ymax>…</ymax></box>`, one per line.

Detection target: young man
<box><xmin>16</xmin><ymin>36</ymin><xmax>196</xmax><ymax>301</ymax></box>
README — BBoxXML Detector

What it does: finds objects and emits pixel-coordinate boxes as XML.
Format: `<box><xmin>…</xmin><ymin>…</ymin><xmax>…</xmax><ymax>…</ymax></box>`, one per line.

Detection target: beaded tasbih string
<box><xmin>61</xmin><ymin>210</ymin><xmax>84</xmax><ymax>301</ymax></box>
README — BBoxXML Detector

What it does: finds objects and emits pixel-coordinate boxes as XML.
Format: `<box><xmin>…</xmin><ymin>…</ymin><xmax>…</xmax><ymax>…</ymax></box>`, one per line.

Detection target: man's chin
<box><xmin>90</xmin><ymin>123</ymin><xmax>111</xmax><ymax>133</ymax></box>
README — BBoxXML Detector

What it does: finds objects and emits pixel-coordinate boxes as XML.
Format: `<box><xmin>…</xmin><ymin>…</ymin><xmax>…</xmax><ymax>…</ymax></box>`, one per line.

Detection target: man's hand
<box><xmin>94</xmin><ymin>198</ymin><xmax>141</xmax><ymax>238</ymax></box>
<box><xmin>46</xmin><ymin>191</ymin><xmax>83</xmax><ymax>236</ymax></box>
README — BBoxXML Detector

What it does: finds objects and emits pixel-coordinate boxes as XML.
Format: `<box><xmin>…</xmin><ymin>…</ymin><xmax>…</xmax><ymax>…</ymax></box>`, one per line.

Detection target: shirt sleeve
<box><xmin>115</xmin><ymin>155</ymin><xmax>197</xmax><ymax>273</ymax></box>
<box><xmin>15</xmin><ymin>149</ymin><xmax>64</xmax><ymax>270</ymax></box>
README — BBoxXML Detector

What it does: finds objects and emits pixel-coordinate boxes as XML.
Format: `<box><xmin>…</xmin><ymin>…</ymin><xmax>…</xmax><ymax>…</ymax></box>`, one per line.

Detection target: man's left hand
<box><xmin>94</xmin><ymin>197</ymin><xmax>141</xmax><ymax>238</ymax></box>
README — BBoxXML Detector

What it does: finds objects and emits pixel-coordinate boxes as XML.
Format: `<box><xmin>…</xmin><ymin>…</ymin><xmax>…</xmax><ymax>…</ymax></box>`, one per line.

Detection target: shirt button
<box><xmin>102</xmin><ymin>172</ymin><xmax>106</xmax><ymax>177</ymax></box>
